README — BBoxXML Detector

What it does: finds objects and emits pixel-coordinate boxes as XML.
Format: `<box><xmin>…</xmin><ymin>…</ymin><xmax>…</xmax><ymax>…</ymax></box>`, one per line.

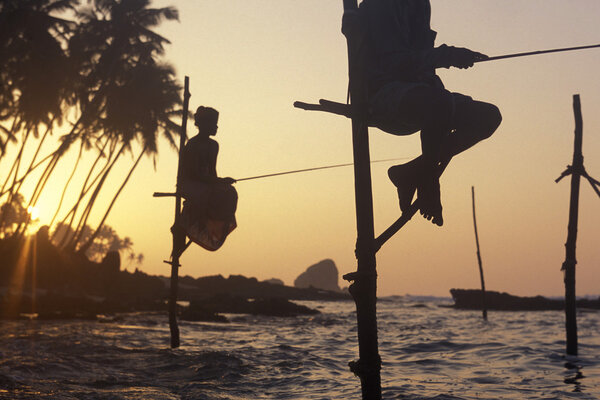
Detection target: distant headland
<box><xmin>0</xmin><ymin>232</ymin><xmax>349</xmax><ymax>322</ymax></box>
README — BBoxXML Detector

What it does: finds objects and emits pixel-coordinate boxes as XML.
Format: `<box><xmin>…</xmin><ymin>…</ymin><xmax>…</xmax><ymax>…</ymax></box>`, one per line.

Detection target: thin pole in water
<box><xmin>342</xmin><ymin>0</ymin><xmax>382</xmax><ymax>398</ymax></box>
<box><xmin>168</xmin><ymin>76</ymin><xmax>191</xmax><ymax>349</ymax></box>
<box><xmin>561</xmin><ymin>94</ymin><xmax>583</xmax><ymax>356</ymax></box>
<box><xmin>471</xmin><ymin>186</ymin><xmax>487</xmax><ymax>321</ymax></box>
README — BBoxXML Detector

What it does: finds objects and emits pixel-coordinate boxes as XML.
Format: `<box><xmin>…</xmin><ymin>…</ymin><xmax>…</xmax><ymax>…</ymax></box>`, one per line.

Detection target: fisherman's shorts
<box><xmin>369</xmin><ymin>81</ymin><xmax>473</xmax><ymax>136</ymax></box>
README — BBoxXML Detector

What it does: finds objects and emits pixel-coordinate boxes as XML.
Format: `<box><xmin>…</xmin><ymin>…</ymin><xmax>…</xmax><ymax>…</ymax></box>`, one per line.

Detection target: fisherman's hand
<box><xmin>221</xmin><ymin>177</ymin><xmax>236</xmax><ymax>185</ymax></box>
<box><xmin>448</xmin><ymin>47</ymin><xmax>488</xmax><ymax>69</ymax></box>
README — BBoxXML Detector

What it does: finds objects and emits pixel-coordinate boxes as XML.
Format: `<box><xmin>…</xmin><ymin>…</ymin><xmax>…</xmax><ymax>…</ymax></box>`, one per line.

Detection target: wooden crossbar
<box><xmin>153</xmin><ymin>192</ymin><xmax>177</xmax><ymax>198</ymax></box>
<box><xmin>293</xmin><ymin>99</ymin><xmax>351</xmax><ymax>118</ymax></box>
<box><xmin>374</xmin><ymin>201</ymin><xmax>419</xmax><ymax>252</ymax></box>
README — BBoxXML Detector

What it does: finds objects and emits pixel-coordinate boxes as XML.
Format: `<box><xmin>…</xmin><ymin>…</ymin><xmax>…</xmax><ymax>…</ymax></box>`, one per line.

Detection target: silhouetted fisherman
<box><xmin>361</xmin><ymin>0</ymin><xmax>502</xmax><ymax>226</ymax></box>
<box><xmin>180</xmin><ymin>106</ymin><xmax>237</xmax><ymax>250</ymax></box>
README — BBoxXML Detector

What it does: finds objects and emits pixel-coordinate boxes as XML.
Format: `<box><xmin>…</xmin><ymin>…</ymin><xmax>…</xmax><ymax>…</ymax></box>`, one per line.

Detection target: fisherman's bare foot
<box><xmin>417</xmin><ymin>174</ymin><xmax>443</xmax><ymax>226</ymax></box>
<box><xmin>388</xmin><ymin>160</ymin><xmax>421</xmax><ymax>213</ymax></box>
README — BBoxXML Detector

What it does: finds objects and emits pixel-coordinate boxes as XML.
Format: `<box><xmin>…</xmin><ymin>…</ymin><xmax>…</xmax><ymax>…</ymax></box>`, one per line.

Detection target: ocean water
<box><xmin>0</xmin><ymin>297</ymin><xmax>599</xmax><ymax>399</ymax></box>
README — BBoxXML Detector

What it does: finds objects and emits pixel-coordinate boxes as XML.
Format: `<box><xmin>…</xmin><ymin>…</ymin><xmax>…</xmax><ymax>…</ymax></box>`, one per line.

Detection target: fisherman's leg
<box><xmin>208</xmin><ymin>183</ymin><xmax>238</xmax><ymax>221</ymax></box>
<box><xmin>416</xmin><ymin>97</ymin><xmax>501</xmax><ymax>225</ymax></box>
<box><xmin>387</xmin><ymin>87</ymin><xmax>454</xmax><ymax>225</ymax></box>
<box><xmin>441</xmin><ymin>96</ymin><xmax>502</xmax><ymax>159</ymax></box>
<box><xmin>418</xmin><ymin>126</ymin><xmax>450</xmax><ymax>226</ymax></box>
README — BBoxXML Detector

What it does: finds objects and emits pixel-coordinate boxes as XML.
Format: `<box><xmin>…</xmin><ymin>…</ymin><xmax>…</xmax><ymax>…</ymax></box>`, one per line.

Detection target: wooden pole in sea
<box><xmin>561</xmin><ymin>94</ymin><xmax>583</xmax><ymax>356</ymax></box>
<box><xmin>471</xmin><ymin>186</ymin><xmax>488</xmax><ymax>321</ymax></box>
<box><xmin>341</xmin><ymin>1</ymin><xmax>382</xmax><ymax>398</ymax></box>
<box><xmin>168</xmin><ymin>76</ymin><xmax>191</xmax><ymax>349</ymax></box>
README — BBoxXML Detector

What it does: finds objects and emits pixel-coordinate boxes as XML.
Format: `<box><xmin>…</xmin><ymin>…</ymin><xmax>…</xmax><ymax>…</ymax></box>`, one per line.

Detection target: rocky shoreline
<box><xmin>450</xmin><ymin>289</ymin><xmax>600</xmax><ymax>311</ymax></box>
<box><xmin>0</xmin><ymin>234</ymin><xmax>349</xmax><ymax>322</ymax></box>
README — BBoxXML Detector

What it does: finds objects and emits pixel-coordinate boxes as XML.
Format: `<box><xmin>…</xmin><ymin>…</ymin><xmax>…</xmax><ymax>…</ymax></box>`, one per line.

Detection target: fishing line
<box><xmin>236</xmin><ymin>157</ymin><xmax>410</xmax><ymax>183</ymax></box>
<box><xmin>239</xmin><ymin>45</ymin><xmax>600</xmax><ymax>183</ymax></box>
<box><xmin>477</xmin><ymin>43</ymin><xmax>600</xmax><ymax>63</ymax></box>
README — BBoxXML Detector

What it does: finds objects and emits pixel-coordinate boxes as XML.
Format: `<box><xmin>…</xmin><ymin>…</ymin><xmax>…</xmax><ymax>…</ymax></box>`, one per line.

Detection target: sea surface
<box><xmin>1</xmin><ymin>297</ymin><xmax>599</xmax><ymax>399</ymax></box>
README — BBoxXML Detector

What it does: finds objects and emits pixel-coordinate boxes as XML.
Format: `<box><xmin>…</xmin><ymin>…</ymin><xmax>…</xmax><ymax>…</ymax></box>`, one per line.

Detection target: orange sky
<box><xmin>5</xmin><ymin>0</ymin><xmax>600</xmax><ymax>297</ymax></box>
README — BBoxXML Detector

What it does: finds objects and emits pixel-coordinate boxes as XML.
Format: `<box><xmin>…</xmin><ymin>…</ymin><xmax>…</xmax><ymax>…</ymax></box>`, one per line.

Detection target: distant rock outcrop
<box><xmin>180</xmin><ymin>294</ymin><xmax>320</xmax><ymax>322</ymax></box>
<box><xmin>180</xmin><ymin>274</ymin><xmax>349</xmax><ymax>301</ymax></box>
<box><xmin>450</xmin><ymin>289</ymin><xmax>600</xmax><ymax>311</ymax></box>
<box><xmin>294</xmin><ymin>259</ymin><xmax>341</xmax><ymax>292</ymax></box>
<box><xmin>263</xmin><ymin>278</ymin><xmax>284</xmax><ymax>286</ymax></box>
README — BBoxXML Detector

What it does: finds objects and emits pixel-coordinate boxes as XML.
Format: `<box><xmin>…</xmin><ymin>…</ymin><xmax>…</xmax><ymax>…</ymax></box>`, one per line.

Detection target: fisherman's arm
<box><xmin>420</xmin><ymin>45</ymin><xmax>488</xmax><ymax>70</ymax></box>
<box><xmin>365</xmin><ymin>1</ymin><xmax>486</xmax><ymax>74</ymax></box>
<box><xmin>209</xmin><ymin>141</ymin><xmax>236</xmax><ymax>185</ymax></box>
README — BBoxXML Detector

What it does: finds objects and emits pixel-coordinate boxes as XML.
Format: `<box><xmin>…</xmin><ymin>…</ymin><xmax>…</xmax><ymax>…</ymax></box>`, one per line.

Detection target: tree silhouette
<box><xmin>52</xmin><ymin>221</ymin><xmax>139</xmax><ymax>263</ymax></box>
<box><xmin>0</xmin><ymin>0</ymin><xmax>76</xmax><ymax>220</ymax></box>
<box><xmin>0</xmin><ymin>0</ymin><xmax>76</xmax><ymax>160</ymax></box>
<box><xmin>65</xmin><ymin>0</ymin><xmax>180</xmax><ymax>251</ymax></box>
<box><xmin>0</xmin><ymin>193</ymin><xmax>34</xmax><ymax>238</ymax></box>
<box><xmin>0</xmin><ymin>0</ymin><xmax>183</xmax><ymax>252</ymax></box>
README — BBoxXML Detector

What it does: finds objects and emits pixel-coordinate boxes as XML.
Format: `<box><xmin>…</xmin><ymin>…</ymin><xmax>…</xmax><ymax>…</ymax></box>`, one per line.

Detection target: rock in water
<box><xmin>294</xmin><ymin>259</ymin><xmax>341</xmax><ymax>292</ymax></box>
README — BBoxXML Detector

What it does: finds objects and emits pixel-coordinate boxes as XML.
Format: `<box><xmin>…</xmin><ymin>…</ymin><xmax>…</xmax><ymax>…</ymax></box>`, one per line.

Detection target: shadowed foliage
<box><xmin>0</xmin><ymin>0</ymin><xmax>183</xmax><ymax>258</ymax></box>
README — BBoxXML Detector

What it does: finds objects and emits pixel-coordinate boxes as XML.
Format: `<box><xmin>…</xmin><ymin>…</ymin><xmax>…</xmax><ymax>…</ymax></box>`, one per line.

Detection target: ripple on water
<box><xmin>0</xmin><ymin>301</ymin><xmax>599</xmax><ymax>399</ymax></box>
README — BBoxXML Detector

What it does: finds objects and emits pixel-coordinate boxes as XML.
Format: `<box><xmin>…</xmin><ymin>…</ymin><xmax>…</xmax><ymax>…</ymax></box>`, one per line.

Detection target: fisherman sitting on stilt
<box><xmin>180</xmin><ymin>106</ymin><xmax>237</xmax><ymax>250</ymax></box>
<box><xmin>360</xmin><ymin>0</ymin><xmax>502</xmax><ymax>226</ymax></box>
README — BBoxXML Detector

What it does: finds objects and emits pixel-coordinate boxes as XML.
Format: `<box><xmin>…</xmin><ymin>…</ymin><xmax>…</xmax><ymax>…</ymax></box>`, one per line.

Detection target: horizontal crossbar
<box><xmin>293</xmin><ymin>99</ymin><xmax>351</xmax><ymax>118</ymax></box>
<box><xmin>153</xmin><ymin>192</ymin><xmax>178</xmax><ymax>198</ymax></box>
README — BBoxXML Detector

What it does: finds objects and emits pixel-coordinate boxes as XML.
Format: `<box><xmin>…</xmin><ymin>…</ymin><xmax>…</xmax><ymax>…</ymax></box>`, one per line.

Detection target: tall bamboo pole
<box><xmin>342</xmin><ymin>1</ymin><xmax>382</xmax><ymax>398</ymax></box>
<box><xmin>168</xmin><ymin>76</ymin><xmax>191</xmax><ymax>348</ymax></box>
<box><xmin>471</xmin><ymin>186</ymin><xmax>487</xmax><ymax>321</ymax></box>
<box><xmin>562</xmin><ymin>94</ymin><xmax>583</xmax><ymax>356</ymax></box>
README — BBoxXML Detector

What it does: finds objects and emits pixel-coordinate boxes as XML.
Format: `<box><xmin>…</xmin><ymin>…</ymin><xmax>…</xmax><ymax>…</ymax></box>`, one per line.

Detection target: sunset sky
<box><xmin>7</xmin><ymin>0</ymin><xmax>600</xmax><ymax>297</ymax></box>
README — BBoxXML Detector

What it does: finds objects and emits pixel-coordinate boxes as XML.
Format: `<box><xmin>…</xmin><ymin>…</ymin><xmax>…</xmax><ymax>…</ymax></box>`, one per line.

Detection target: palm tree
<box><xmin>0</xmin><ymin>0</ymin><xmax>77</xmax><ymax>230</ymax></box>
<box><xmin>76</xmin><ymin>61</ymin><xmax>181</xmax><ymax>254</ymax></box>
<box><xmin>13</xmin><ymin>0</ymin><xmax>181</xmax><ymax>239</ymax></box>
<box><xmin>0</xmin><ymin>0</ymin><xmax>76</xmax><ymax>125</ymax></box>
<box><xmin>62</xmin><ymin>0</ymin><xmax>180</xmax><ymax>250</ymax></box>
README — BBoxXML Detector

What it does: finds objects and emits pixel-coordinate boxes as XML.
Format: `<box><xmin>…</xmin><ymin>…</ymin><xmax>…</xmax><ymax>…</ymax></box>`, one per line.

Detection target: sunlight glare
<box><xmin>27</xmin><ymin>206</ymin><xmax>39</xmax><ymax>220</ymax></box>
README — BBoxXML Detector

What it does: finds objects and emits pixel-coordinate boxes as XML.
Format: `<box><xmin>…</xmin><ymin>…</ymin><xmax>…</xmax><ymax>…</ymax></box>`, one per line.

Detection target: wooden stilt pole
<box><xmin>471</xmin><ymin>186</ymin><xmax>487</xmax><ymax>321</ymax></box>
<box><xmin>168</xmin><ymin>76</ymin><xmax>191</xmax><ymax>349</ymax></box>
<box><xmin>562</xmin><ymin>94</ymin><xmax>583</xmax><ymax>356</ymax></box>
<box><xmin>341</xmin><ymin>1</ymin><xmax>382</xmax><ymax>398</ymax></box>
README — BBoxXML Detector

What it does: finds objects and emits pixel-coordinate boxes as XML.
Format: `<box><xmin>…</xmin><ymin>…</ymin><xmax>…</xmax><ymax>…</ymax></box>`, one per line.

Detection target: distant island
<box><xmin>450</xmin><ymin>289</ymin><xmax>600</xmax><ymax>311</ymax></box>
<box><xmin>0</xmin><ymin>232</ymin><xmax>349</xmax><ymax>322</ymax></box>
<box><xmin>294</xmin><ymin>259</ymin><xmax>343</xmax><ymax>292</ymax></box>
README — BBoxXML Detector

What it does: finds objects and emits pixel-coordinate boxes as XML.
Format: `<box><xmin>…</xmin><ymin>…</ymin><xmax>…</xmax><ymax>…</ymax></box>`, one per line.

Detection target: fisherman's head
<box><xmin>194</xmin><ymin>106</ymin><xmax>219</xmax><ymax>136</ymax></box>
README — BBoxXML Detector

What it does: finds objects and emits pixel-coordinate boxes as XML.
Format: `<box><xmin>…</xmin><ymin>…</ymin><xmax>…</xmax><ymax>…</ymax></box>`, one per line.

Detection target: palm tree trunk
<box><xmin>12</xmin><ymin>122</ymin><xmax>53</xmax><ymax>197</ymax></box>
<box><xmin>1</xmin><ymin>126</ymin><xmax>33</xmax><ymax>231</ymax></box>
<box><xmin>0</xmin><ymin>124</ymin><xmax>32</xmax><ymax>201</ymax></box>
<box><xmin>53</xmin><ymin>138</ymin><xmax>110</xmax><ymax>244</ymax></box>
<box><xmin>25</xmin><ymin>111</ymin><xmax>88</xmax><ymax>214</ymax></box>
<box><xmin>0</xmin><ymin>146</ymin><xmax>57</xmax><ymax>199</ymax></box>
<box><xmin>78</xmin><ymin>146</ymin><xmax>146</xmax><ymax>254</ymax></box>
<box><xmin>24</xmin><ymin>142</ymin><xmax>66</xmax><ymax>217</ymax></box>
<box><xmin>68</xmin><ymin>142</ymin><xmax>125</xmax><ymax>250</ymax></box>
<box><xmin>48</xmin><ymin>140</ymin><xmax>85</xmax><ymax>227</ymax></box>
